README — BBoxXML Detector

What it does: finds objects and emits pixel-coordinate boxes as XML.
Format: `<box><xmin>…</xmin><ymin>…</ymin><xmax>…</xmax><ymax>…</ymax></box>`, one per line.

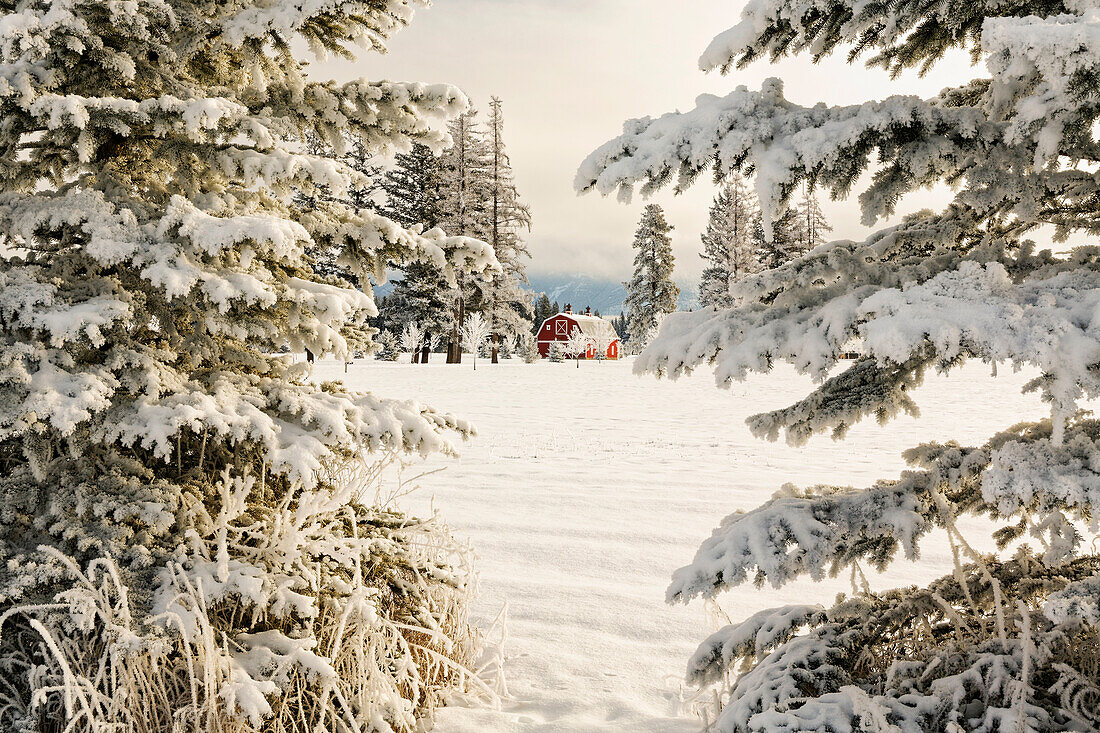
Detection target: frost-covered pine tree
<box><xmin>379</xmin><ymin>259</ymin><xmax>453</xmax><ymax>362</ymax></box>
<box><xmin>435</xmin><ymin>98</ymin><xmax>531</xmax><ymax>364</ymax></box>
<box><xmin>482</xmin><ymin>97</ymin><xmax>533</xmax><ymax>363</ymax></box>
<box><xmin>790</xmin><ymin>182</ymin><xmax>832</xmax><ymax>256</ymax></box>
<box><xmin>441</xmin><ymin>107</ymin><xmax>492</xmax><ymax>242</ymax></box>
<box><xmin>375</xmin><ymin>329</ymin><xmax>401</xmax><ymax>362</ymax></box>
<box><xmin>752</xmin><ymin>205</ymin><xmax>801</xmax><ymax>270</ymax></box>
<box><xmin>380</xmin><ymin>142</ymin><xmax>445</xmax><ymax>232</ymax></box>
<box><xmin>624</xmin><ymin>204</ymin><xmax>680</xmax><ymax>349</ymax></box>
<box><xmin>579</xmin><ymin>3</ymin><xmax>1100</xmax><ymax>731</ymax></box>
<box><xmin>342</xmin><ymin>134</ymin><xmax>384</xmax><ymax>213</ymax></box>
<box><xmin>440</xmin><ymin>107</ymin><xmax>492</xmax><ymax>363</ymax></box>
<box><xmin>519</xmin><ymin>331</ymin><xmax>541</xmax><ymax>363</ymax></box>
<box><xmin>0</xmin><ymin>1</ymin><xmax>499</xmax><ymax>730</ymax></box>
<box><xmin>699</xmin><ymin>173</ymin><xmax>761</xmax><ymax>309</ymax></box>
<box><xmin>378</xmin><ymin>143</ymin><xmax>453</xmax><ymax>363</ymax></box>
<box><xmin>295</xmin><ymin>133</ymin><xmax>372</xmax><ymax>291</ymax></box>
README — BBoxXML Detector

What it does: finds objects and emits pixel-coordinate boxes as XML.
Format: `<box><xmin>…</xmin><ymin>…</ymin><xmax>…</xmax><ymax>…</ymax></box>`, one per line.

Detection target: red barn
<box><xmin>537</xmin><ymin>305</ymin><xmax>621</xmax><ymax>360</ymax></box>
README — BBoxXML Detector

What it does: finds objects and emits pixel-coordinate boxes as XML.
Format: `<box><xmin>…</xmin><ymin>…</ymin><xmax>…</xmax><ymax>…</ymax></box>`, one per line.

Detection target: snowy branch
<box><xmin>576</xmin><ymin>79</ymin><xmax>994</xmax><ymax>236</ymax></box>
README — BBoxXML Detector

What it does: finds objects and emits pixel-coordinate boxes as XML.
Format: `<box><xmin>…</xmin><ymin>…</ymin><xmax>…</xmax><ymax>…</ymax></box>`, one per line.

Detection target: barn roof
<box><xmin>542</xmin><ymin>312</ymin><xmax>619</xmax><ymax>342</ymax></box>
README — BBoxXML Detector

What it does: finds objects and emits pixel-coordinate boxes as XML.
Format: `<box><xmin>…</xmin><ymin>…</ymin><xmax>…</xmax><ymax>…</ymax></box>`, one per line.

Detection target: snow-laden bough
<box><xmin>581</xmin><ymin>1</ymin><xmax>1100</xmax><ymax>731</ymax></box>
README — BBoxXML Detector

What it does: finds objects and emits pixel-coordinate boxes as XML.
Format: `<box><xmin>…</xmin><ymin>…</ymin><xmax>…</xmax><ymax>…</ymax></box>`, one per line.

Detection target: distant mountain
<box><xmin>374</xmin><ymin>273</ymin><xmax>700</xmax><ymax>317</ymax></box>
<box><xmin>525</xmin><ymin>274</ymin><xmax>699</xmax><ymax>316</ymax></box>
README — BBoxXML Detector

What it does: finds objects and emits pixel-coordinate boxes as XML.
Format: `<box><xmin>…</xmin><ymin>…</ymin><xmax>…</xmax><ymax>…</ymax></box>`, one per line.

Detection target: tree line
<box><xmin>368</xmin><ymin>116</ymin><xmax>833</xmax><ymax>363</ymax></box>
<box><xmin>373</xmin><ymin>98</ymin><xmax>533</xmax><ymax>364</ymax></box>
<box><xmin>616</xmin><ymin>174</ymin><xmax>831</xmax><ymax>350</ymax></box>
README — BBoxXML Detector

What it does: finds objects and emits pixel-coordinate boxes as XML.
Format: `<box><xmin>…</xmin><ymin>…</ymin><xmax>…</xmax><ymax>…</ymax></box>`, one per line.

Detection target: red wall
<box><xmin>537</xmin><ymin>315</ymin><xmax>575</xmax><ymax>357</ymax></box>
<box><xmin>536</xmin><ymin>315</ymin><xmax>620</xmax><ymax>359</ymax></box>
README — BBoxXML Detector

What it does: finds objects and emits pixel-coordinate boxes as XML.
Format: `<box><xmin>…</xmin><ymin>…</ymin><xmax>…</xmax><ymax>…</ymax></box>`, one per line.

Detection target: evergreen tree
<box><xmin>790</xmin><ymin>182</ymin><xmax>832</xmax><ymax>255</ymax></box>
<box><xmin>531</xmin><ymin>292</ymin><xmax>554</xmax><ymax>334</ymax></box>
<box><xmin>295</xmin><ymin>132</ymin><xmax>379</xmax><ymax>291</ymax></box>
<box><xmin>440</xmin><ymin>107</ymin><xmax>492</xmax><ymax>363</ymax></box>
<box><xmin>699</xmin><ymin>173</ymin><xmax>761</xmax><ymax>308</ymax></box>
<box><xmin>624</xmin><ymin>204</ymin><xmax>680</xmax><ymax>347</ymax></box>
<box><xmin>580</xmin><ymin>2</ymin><xmax>1100</xmax><ymax>730</ymax></box>
<box><xmin>482</xmin><ymin>97</ymin><xmax>533</xmax><ymax>363</ymax></box>
<box><xmin>377</xmin><ymin>261</ymin><xmax>453</xmax><ymax>363</ymax></box>
<box><xmin>753</xmin><ymin>205</ymin><xmax>801</xmax><ymax>270</ymax></box>
<box><xmin>343</xmin><ymin>134</ymin><xmax>384</xmax><ymax>213</ymax></box>
<box><xmin>440</xmin><ymin>107</ymin><xmax>493</xmax><ymax>242</ymax></box>
<box><xmin>0</xmin><ymin>2</ymin><xmax>498</xmax><ymax>729</ymax></box>
<box><xmin>378</xmin><ymin>143</ymin><xmax>453</xmax><ymax>363</ymax></box>
<box><xmin>375</xmin><ymin>330</ymin><xmax>401</xmax><ymax>361</ymax></box>
<box><xmin>612</xmin><ymin>312</ymin><xmax>630</xmax><ymax>342</ymax></box>
<box><xmin>380</xmin><ymin>143</ymin><xmax>444</xmax><ymax>231</ymax></box>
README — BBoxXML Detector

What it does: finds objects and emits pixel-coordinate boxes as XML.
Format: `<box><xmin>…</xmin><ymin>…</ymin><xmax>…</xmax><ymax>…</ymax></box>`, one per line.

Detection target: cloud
<box><xmin>316</xmin><ymin>1</ymin><xmax>976</xmax><ymax>281</ymax></box>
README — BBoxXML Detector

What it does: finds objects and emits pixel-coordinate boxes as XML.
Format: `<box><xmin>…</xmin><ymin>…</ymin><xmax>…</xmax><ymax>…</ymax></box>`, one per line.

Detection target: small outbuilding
<box><xmin>537</xmin><ymin>305</ymin><xmax>621</xmax><ymax>360</ymax></box>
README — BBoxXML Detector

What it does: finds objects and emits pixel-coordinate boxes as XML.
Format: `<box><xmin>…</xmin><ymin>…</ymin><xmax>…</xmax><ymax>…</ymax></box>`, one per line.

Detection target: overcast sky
<box><xmin>317</xmin><ymin>1</ymin><xmax>977</xmax><ymax>281</ymax></box>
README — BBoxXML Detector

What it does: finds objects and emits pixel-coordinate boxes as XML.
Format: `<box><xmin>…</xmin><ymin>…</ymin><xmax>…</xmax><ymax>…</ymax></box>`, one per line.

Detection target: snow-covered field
<box><xmin>315</xmin><ymin>356</ymin><xmax>1051</xmax><ymax>732</ymax></box>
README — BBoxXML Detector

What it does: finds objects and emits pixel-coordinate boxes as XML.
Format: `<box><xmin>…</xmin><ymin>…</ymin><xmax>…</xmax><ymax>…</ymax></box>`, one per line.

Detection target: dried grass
<box><xmin>0</xmin><ymin>455</ymin><xmax>498</xmax><ymax>732</ymax></box>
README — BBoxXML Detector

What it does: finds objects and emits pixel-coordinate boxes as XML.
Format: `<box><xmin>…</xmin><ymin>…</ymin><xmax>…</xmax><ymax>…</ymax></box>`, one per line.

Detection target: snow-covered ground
<box><xmin>315</xmin><ymin>356</ymin><xmax>1051</xmax><ymax>732</ymax></box>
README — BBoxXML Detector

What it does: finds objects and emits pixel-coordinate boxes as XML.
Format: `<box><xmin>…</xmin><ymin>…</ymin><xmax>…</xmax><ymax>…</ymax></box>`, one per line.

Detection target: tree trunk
<box><xmin>491</xmin><ymin>334</ymin><xmax>499</xmax><ymax>364</ymax></box>
<box><xmin>412</xmin><ymin>347</ymin><xmax>419</xmax><ymax>364</ymax></box>
<box><xmin>448</xmin><ymin>297</ymin><xmax>465</xmax><ymax>364</ymax></box>
<box><xmin>421</xmin><ymin>345</ymin><xmax>430</xmax><ymax>364</ymax></box>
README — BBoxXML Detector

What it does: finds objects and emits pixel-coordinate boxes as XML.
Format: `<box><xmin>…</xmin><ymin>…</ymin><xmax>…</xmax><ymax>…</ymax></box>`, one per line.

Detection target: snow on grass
<box><xmin>314</xmin><ymin>356</ymin><xmax>1051</xmax><ymax>732</ymax></box>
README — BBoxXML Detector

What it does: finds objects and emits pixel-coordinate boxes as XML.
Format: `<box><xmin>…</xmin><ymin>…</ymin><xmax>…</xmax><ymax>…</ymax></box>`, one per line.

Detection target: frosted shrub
<box><xmin>0</xmin><ymin>457</ymin><xmax>492</xmax><ymax>733</ymax></box>
<box><xmin>0</xmin><ymin>0</ymin><xmax>499</xmax><ymax>730</ymax></box>
<box><xmin>460</xmin><ymin>313</ymin><xmax>492</xmax><ymax>370</ymax></box>
<box><xmin>400</xmin><ymin>322</ymin><xmax>425</xmax><ymax>364</ymax></box>
<box><xmin>594</xmin><ymin>333</ymin><xmax>616</xmax><ymax>363</ymax></box>
<box><xmin>581</xmin><ymin>2</ymin><xmax>1100</xmax><ymax>731</ymax></box>
<box><xmin>564</xmin><ymin>329</ymin><xmax>593</xmax><ymax>366</ymax></box>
